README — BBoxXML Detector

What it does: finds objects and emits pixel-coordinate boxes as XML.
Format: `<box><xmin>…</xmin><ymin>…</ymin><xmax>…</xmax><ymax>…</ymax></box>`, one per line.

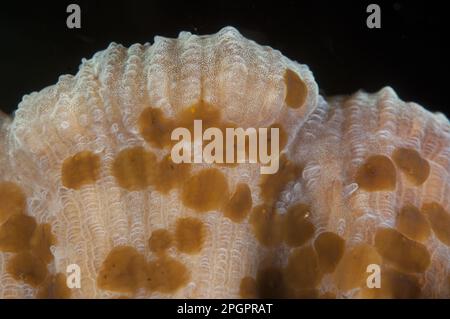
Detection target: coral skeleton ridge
<box><xmin>0</xmin><ymin>26</ymin><xmax>449</xmax><ymax>298</ymax></box>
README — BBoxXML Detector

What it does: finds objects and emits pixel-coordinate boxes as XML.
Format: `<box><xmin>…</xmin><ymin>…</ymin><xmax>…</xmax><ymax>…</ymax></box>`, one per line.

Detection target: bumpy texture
<box><xmin>0</xmin><ymin>27</ymin><xmax>449</xmax><ymax>298</ymax></box>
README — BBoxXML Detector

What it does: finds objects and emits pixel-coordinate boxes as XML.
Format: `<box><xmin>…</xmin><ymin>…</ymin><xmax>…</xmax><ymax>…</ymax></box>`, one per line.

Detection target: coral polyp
<box><xmin>0</xmin><ymin>27</ymin><xmax>449</xmax><ymax>298</ymax></box>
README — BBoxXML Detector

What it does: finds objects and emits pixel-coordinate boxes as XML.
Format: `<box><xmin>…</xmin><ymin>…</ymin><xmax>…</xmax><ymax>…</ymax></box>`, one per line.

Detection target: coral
<box><xmin>0</xmin><ymin>26</ymin><xmax>449</xmax><ymax>298</ymax></box>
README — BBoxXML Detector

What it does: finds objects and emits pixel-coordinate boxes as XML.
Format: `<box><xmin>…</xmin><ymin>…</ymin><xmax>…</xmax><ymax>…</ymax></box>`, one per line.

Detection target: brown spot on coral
<box><xmin>284</xmin><ymin>69</ymin><xmax>308</xmax><ymax>109</ymax></box>
<box><xmin>178</xmin><ymin>101</ymin><xmax>224</xmax><ymax>132</ymax></box>
<box><xmin>0</xmin><ymin>181</ymin><xmax>26</xmax><ymax>224</ymax></box>
<box><xmin>239</xmin><ymin>276</ymin><xmax>257</xmax><ymax>298</ymax></box>
<box><xmin>374</xmin><ymin>227</ymin><xmax>430</xmax><ymax>273</ymax></box>
<box><xmin>319</xmin><ymin>291</ymin><xmax>336</xmax><ymax>299</ymax></box>
<box><xmin>97</xmin><ymin>246</ymin><xmax>147</xmax><ymax>293</ymax></box>
<box><xmin>250</xmin><ymin>205</ymin><xmax>284</xmax><ymax>247</ymax></box>
<box><xmin>396</xmin><ymin>205</ymin><xmax>431</xmax><ymax>243</ymax></box>
<box><xmin>358</xmin><ymin>267</ymin><xmax>421</xmax><ymax>299</ymax></box>
<box><xmin>154</xmin><ymin>155</ymin><xmax>191</xmax><ymax>193</ymax></box>
<box><xmin>37</xmin><ymin>273</ymin><xmax>72</xmax><ymax>299</ymax></box>
<box><xmin>256</xmin><ymin>266</ymin><xmax>286</xmax><ymax>298</ymax></box>
<box><xmin>138</xmin><ymin>107</ymin><xmax>175</xmax><ymax>149</ymax></box>
<box><xmin>421</xmin><ymin>202</ymin><xmax>450</xmax><ymax>246</ymax></box>
<box><xmin>250</xmin><ymin>264</ymin><xmax>321</xmax><ymax>299</ymax></box>
<box><xmin>181</xmin><ymin>168</ymin><xmax>229</xmax><ymax>213</ymax></box>
<box><xmin>392</xmin><ymin>147</ymin><xmax>430</xmax><ymax>186</ymax></box>
<box><xmin>30</xmin><ymin>223</ymin><xmax>57</xmax><ymax>264</ymax></box>
<box><xmin>0</xmin><ymin>214</ymin><xmax>37</xmax><ymax>252</ymax></box>
<box><xmin>284</xmin><ymin>245</ymin><xmax>322</xmax><ymax>290</ymax></box>
<box><xmin>314</xmin><ymin>232</ymin><xmax>345</xmax><ymax>274</ymax></box>
<box><xmin>111</xmin><ymin>146</ymin><xmax>158</xmax><ymax>191</ymax></box>
<box><xmin>224</xmin><ymin>183</ymin><xmax>252</xmax><ymax>223</ymax></box>
<box><xmin>145</xmin><ymin>255</ymin><xmax>189</xmax><ymax>293</ymax></box>
<box><xmin>283</xmin><ymin>203</ymin><xmax>315</xmax><ymax>247</ymax></box>
<box><xmin>7</xmin><ymin>251</ymin><xmax>48</xmax><ymax>287</ymax></box>
<box><xmin>334</xmin><ymin>244</ymin><xmax>382</xmax><ymax>291</ymax></box>
<box><xmin>98</xmin><ymin>245</ymin><xmax>190</xmax><ymax>294</ymax></box>
<box><xmin>149</xmin><ymin>229</ymin><xmax>173</xmax><ymax>254</ymax></box>
<box><xmin>287</xmin><ymin>288</ymin><xmax>319</xmax><ymax>299</ymax></box>
<box><xmin>140</xmin><ymin>101</ymin><xmax>283</xmax><ymax>172</ymax></box>
<box><xmin>175</xmin><ymin>217</ymin><xmax>206</xmax><ymax>254</ymax></box>
<box><xmin>259</xmin><ymin>154</ymin><xmax>303</xmax><ymax>205</ymax></box>
<box><xmin>61</xmin><ymin>151</ymin><xmax>100</xmax><ymax>190</ymax></box>
<box><xmin>139</xmin><ymin>101</ymin><xmax>244</xmax><ymax>167</ymax></box>
<box><xmin>355</xmin><ymin>155</ymin><xmax>396</xmax><ymax>191</ymax></box>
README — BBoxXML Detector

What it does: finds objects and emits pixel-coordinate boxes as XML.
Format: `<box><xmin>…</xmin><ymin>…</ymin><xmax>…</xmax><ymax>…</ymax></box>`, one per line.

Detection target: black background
<box><xmin>0</xmin><ymin>299</ymin><xmax>446</xmax><ymax>317</ymax></box>
<box><xmin>0</xmin><ymin>0</ymin><xmax>448</xmax><ymax>117</ymax></box>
